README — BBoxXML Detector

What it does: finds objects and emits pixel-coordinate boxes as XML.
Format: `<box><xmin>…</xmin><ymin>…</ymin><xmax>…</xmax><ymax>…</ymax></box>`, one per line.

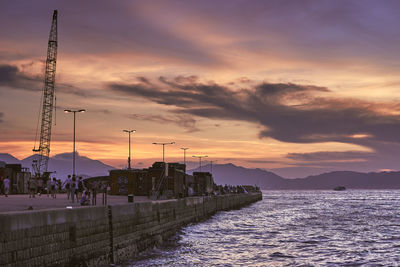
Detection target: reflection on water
<box><xmin>124</xmin><ymin>190</ymin><xmax>400</xmax><ymax>266</ymax></box>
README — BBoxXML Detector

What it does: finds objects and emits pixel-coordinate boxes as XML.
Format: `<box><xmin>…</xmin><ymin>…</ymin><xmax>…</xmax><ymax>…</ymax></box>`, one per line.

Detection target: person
<box><xmin>0</xmin><ymin>176</ymin><xmax>3</xmax><ymax>195</ymax></box>
<box><xmin>91</xmin><ymin>181</ymin><xmax>97</xmax><ymax>205</ymax></box>
<box><xmin>28</xmin><ymin>177</ymin><xmax>36</xmax><ymax>198</ymax></box>
<box><xmin>3</xmin><ymin>176</ymin><xmax>10</xmax><ymax>197</ymax></box>
<box><xmin>71</xmin><ymin>176</ymin><xmax>76</xmax><ymax>203</ymax></box>
<box><xmin>77</xmin><ymin>176</ymin><xmax>84</xmax><ymax>200</ymax></box>
<box><xmin>80</xmin><ymin>190</ymin><xmax>89</xmax><ymax>206</ymax></box>
<box><xmin>51</xmin><ymin>177</ymin><xmax>57</xmax><ymax>199</ymax></box>
<box><xmin>46</xmin><ymin>178</ymin><xmax>51</xmax><ymax>197</ymax></box>
<box><xmin>57</xmin><ymin>179</ymin><xmax>62</xmax><ymax>193</ymax></box>
<box><xmin>37</xmin><ymin>178</ymin><xmax>43</xmax><ymax>196</ymax></box>
<box><xmin>63</xmin><ymin>175</ymin><xmax>72</xmax><ymax>200</ymax></box>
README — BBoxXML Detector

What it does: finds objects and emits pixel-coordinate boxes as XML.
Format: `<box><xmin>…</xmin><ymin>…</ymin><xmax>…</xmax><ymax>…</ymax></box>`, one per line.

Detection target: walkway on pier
<box><xmin>0</xmin><ymin>194</ymin><xmax>155</xmax><ymax>213</ymax></box>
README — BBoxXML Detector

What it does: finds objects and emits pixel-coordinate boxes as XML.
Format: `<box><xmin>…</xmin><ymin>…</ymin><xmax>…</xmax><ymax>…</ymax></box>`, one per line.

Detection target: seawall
<box><xmin>0</xmin><ymin>193</ymin><xmax>262</xmax><ymax>266</ymax></box>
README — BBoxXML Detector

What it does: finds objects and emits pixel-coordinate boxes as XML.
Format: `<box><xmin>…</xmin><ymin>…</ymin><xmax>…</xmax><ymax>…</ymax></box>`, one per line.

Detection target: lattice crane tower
<box><xmin>33</xmin><ymin>10</ymin><xmax>58</xmax><ymax>177</ymax></box>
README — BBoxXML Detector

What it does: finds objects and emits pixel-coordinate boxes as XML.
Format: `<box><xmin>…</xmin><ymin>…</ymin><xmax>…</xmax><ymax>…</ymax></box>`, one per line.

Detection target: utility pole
<box><xmin>152</xmin><ymin>142</ymin><xmax>175</xmax><ymax>162</ymax></box>
<box><xmin>192</xmin><ymin>155</ymin><xmax>208</xmax><ymax>172</ymax></box>
<box><xmin>123</xmin><ymin>130</ymin><xmax>136</xmax><ymax>169</ymax></box>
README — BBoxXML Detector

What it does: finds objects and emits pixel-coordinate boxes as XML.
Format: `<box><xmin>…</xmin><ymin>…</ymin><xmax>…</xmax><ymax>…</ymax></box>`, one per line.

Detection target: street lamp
<box><xmin>64</xmin><ymin>109</ymin><xmax>86</xmax><ymax>177</ymax></box>
<box><xmin>152</xmin><ymin>142</ymin><xmax>175</xmax><ymax>162</ymax></box>
<box><xmin>210</xmin><ymin>160</ymin><xmax>217</xmax><ymax>175</ymax></box>
<box><xmin>192</xmin><ymin>155</ymin><xmax>208</xmax><ymax>172</ymax></box>
<box><xmin>123</xmin><ymin>129</ymin><xmax>136</xmax><ymax>169</ymax></box>
<box><xmin>180</xmin><ymin>148</ymin><xmax>189</xmax><ymax>167</ymax></box>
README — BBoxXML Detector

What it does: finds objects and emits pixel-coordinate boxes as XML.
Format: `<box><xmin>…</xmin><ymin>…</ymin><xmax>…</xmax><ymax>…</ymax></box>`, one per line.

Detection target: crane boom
<box><xmin>33</xmin><ymin>10</ymin><xmax>58</xmax><ymax>177</ymax></box>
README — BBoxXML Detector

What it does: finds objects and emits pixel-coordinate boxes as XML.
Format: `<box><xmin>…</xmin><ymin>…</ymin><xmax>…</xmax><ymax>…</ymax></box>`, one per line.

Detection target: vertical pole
<box><xmin>73</xmin><ymin>111</ymin><xmax>76</xmax><ymax>177</ymax></box>
<box><xmin>184</xmin><ymin>150</ymin><xmax>186</xmax><ymax>166</ymax></box>
<box><xmin>199</xmin><ymin>157</ymin><xmax>202</xmax><ymax>172</ymax></box>
<box><xmin>162</xmin><ymin>144</ymin><xmax>165</xmax><ymax>162</ymax></box>
<box><xmin>128</xmin><ymin>131</ymin><xmax>131</xmax><ymax>169</ymax></box>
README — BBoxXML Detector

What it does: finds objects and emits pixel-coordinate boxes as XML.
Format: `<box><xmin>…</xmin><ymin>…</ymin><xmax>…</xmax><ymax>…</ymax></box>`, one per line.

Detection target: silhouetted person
<box><xmin>91</xmin><ymin>181</ymin><xmax>97</xmax><ymax>205</ymax></box>
<box><xmin>51</xmin><ymin>177</ymin><xmax>57</xmax><ymax>199</ymax></box>
<box><xmin>37</xmin><ymin>178</ymin><xmax>43</xmax><ymax>196</ymax></box>
<box><xmin>76</xmin><ymin>176</ymin><xmax>84</xmax><ymax>200</ymax></box>
<box><xmin>0</xmin><ymin>176</ymin><xmax>3</xmax><ymax>195</ymax></box>
<box><xmin>80</xmin><ymin>190</ymin><xmax>89</xmax><ymax>206</ymax></box>
<box><xmin>28</xmin><ymin>177</ymin><xmax>36</xmax><ymax>198</ymax></box>
<box><xmin>64</xmin><ymin>175</ymin><xmax>72</xmax><ymax>200</ymax></box>
<box><xmin>46</xmin><ymin>178</ymin><xmax>51</xmax><ymax>197</ymax></box>
<box><xmin>3</xmin><ymin>176</ymin><xmax>10</xmax><ymax>197</ymax></box>
<box><xmin>71</xmin><ymin>176</ymin><xmax>76</xmax><ymax>203</ymax></box>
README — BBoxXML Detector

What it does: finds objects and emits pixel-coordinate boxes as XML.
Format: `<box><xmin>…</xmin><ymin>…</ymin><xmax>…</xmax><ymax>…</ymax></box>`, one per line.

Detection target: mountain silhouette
<box><xmin>189</xmin><ymin>163</ymin><xmax>400</xmax><ymax>189</ymax></box>
<box><xmin>189</xmin><ymin>163</ymin><xmax>286</xmax><ymax>189</ymax></box>
<box><xmin>0</xmin><ymin>153</ymin><xmax>21</xmax><ymax>164</ymax></box>
<box><xmin>0</xmin><ymin>152</ymin><xmax>115</xmax><ymax>179</ymax></box>
<box><xmin>2</xmin><ymin>153</ymin><xmax>400</xmax><ymax>188</ymax></box>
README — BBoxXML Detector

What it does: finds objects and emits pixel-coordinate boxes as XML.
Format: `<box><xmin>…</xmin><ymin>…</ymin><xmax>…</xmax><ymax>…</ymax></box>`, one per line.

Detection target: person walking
<box><xmin>51</xmin><ymin>177</ymin><xmax>57</xmax><ymax>199</ymax></box>
<box><xmin>77</xmin><ymin>176</ymin><xmax>84</xmax><ymax>200</ymax></box>
<box><xmin>46</xmin><ymin>178</ymin><xmax>51</xmax><ymax>197</ymax></box>
<box><xmin>71</xmin><ymin>176</ymin><xmax>76</xmax><ymax>203</ymax></box>
<box><xmin>3</xmin><ymin>176</ymin><xmax>10</xmax><ymax>197</ymax></box>
<box><xmin>28</xmin><ymin>177</ymin><xmax>36</xmax><ymax>198</ymax></box>
<box><xmin>91</xmin><ymin>181</ymin><xmax>97</xmax><ymax>205</ymax></box>
<box><xmin>37</xmin><ymin>178</ymin><xmax>43</xmax><ymax>196</ymax></box>
<box><xmin>0</xmin><ymin>176</ymin><xmax>3</xmax><ymax>195</ymax></box>
<box><xmin>63</xmin><ymin>175</ymin><xmax>72</xmax><ymax>200</ymax></box>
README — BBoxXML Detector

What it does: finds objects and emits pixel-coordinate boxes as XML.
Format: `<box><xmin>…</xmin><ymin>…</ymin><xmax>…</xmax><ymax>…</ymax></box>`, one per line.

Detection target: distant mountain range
<box><xmin>189</xmin><ymin>163</ymin><xmax>400</xmax><ymax>190</ymax></box>
<box><xmin>1</xmin><ymin>153</ymin><xmax>400</xmax><ymax>189</ymax></box>
<box><xmin>0</xmin><ymin>153</ymin><xmax>115</xmax><ymax>179</ymax></box>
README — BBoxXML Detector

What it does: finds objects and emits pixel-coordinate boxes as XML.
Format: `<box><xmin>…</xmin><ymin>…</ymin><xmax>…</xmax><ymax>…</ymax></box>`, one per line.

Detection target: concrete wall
<box><xmin>0</xmin><ymin>193</ymin><xmax>262</xmax><ymax>266</ymax></box>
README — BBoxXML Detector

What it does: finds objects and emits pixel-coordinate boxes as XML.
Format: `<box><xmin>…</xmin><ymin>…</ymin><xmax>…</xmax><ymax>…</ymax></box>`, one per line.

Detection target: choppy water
<box><xmin>124</xmin><ymin>190</ymin><xmax>400</xmax><ymax>266</ymax></box>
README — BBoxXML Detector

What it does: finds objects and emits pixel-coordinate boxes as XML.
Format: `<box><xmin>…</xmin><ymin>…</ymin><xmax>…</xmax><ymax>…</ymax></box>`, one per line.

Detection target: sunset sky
<box><xmin>1</xmin><ymin>0</ymin><xmax>400</xmax><ymax>178</ymax></box>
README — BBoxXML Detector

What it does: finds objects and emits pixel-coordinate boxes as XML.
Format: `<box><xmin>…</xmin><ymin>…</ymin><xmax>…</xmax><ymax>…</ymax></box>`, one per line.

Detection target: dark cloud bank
<box><xmin>0</xmin><ymin>63</ymin><xmax>94</xmax><ymax>98</ymax></box>
<box><xmin>108</xmin><ymin>76</ymin><xmax>400</xmax><ymax>144</ymax></box>
<box><xmin>0</xmin><ymin>64</ymin><xmax>41</xmax><ymax>91</ymax></box>
<box><xmin>107</xmin><ymin>76</ymin><xmax>400</xmax><ymax>174</ymax></box>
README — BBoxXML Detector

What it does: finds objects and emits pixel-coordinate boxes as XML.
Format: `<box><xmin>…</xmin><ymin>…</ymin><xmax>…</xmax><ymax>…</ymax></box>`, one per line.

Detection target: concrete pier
<box><xmin>0</xmin><ymin>192</ymin><xmax>262</xmax><ymax>266</ymax></box>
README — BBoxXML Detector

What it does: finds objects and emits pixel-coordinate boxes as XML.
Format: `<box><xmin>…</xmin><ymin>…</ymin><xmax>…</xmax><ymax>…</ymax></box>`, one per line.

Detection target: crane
<box><xmin>32</xmin><ymin>10</ymin><xmax>58</xmax><ymax>178</ymax></box>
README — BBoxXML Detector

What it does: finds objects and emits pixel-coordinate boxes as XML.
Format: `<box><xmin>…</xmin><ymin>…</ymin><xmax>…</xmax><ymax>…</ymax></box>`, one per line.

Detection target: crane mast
<box><xmin>33</xmin><ymin>10</ymin><xmax>58</xmax><ymax>177</ymax></box>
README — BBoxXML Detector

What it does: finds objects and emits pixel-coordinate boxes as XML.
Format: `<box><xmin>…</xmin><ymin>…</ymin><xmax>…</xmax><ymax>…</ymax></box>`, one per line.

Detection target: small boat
<box><xmin>334</xmin><ymin>186</ymin><xmax>346</xmax><ymax>191</ymax></box>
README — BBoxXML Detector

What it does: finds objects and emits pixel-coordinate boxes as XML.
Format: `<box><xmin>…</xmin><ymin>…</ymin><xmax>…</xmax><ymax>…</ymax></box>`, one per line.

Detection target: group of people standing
<box><xmin>3</xmin><ymin>174</ymin><xmax>103</xmax><ymax>206</ymax></box>
<box><xmin>63</xmin><ymin>175</ymin><xmax>99</xmax><ymax>206</ymax></box>
<box><xmin>63</xmin><ymin>175</ymin><xmax>84</xmax><ymax>203</ymax></box>
<box><xmin>27</xmin><ymin>176</ymin><xmax>60</xmax><ymax>199</ymax></box>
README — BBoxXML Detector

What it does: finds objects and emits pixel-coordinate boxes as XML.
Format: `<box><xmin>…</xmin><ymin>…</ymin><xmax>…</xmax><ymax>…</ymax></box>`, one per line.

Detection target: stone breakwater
<box><xmin>0</xmin><ymin>193</ymin><xmax>262</xmax><ymax>267</ymax></box>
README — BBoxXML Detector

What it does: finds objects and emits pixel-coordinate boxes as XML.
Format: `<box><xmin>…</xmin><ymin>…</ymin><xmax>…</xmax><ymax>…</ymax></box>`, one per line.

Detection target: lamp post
<box><xmin>123</xmin><ymin>129</ymin><xmax>136</xmax><ymax>169</ymax></box>
<box><xmin>64</xmin><ymin>109</ymin><xmax>85</xmax><ymax>178</ymax></box>
<box><xmin>192</xmin><ymin>155</ymin><xmax>208</xmax><ymax>172</ymax></box>
<box><xmin>180</xmin><ymin>148</ymin><xmax>189</xmax><ymax>167</ymax></box>
<box><xmin>152</xmin><ymin>142</ymin><xmax>175</xmax><ymax>162</ymax></box>
<box><xmin>210</xmin><ymin>160</ymin><xmax>217</xmax><ymax>175</ymax></box>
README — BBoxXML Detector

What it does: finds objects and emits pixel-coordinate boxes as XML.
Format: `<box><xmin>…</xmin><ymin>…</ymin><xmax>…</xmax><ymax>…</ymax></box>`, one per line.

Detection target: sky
<box><xmin>1</xmin><ymin>0</ymin><xmax>400</xmax><ymax>178</ymax></box>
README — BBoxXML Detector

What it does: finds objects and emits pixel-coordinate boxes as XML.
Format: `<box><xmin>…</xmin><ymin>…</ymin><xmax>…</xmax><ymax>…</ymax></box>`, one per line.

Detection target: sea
<box><xmin>123</xmin><ymin>190</ymin><xmax>400</xmax><ymax>266</ymax></box>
